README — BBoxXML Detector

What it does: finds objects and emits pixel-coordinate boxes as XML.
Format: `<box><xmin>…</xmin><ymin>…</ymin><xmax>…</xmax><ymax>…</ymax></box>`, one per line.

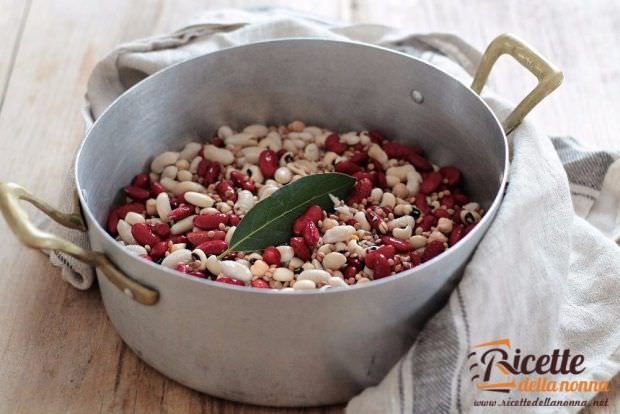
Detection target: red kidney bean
<box><xmin>406</xmin><ymin>152</ymin><xmax>433</xmax><ymax>172</ymax></box>
<box><xmin>140</xmin><ymin>254</ymin><xmax>153</xmax><ymax>262</ymax></box>
<box><xmin>304</xmin><ymin>205</ymin><xmax>324</xmax><ymax>223</ymax></box>
<box><xmin>131</xmin><ymin>223</ymin><xmax>161</xmax><ymax>246</ymax></box>
<box><xmin>383</xmin><ymin>141</ymin><xmax>414</xmax><ymax>159</ymax></box>
<box><xmin>380</xmin><ymin>236</ymin><xmax>414</xmax><ymax>253</ymax></box>
<box><xmin>132</xmin><ymin>173</ymin><xmax>150</xmax><ymax>189</ymax></box>
<box><xmin>259</xmin><ymin>149</ymin><xmax>278</xmax><ymax>178</ymax></box>
<box><xmin>421</xmin><ymin>240</ymin><xmax>446</xmax><ymax>262</ymax></box>
<box><xmin>189</xmin><ymin>271</ymin><xmax>207</xmax><ymax>278</ymax></box>
<box><xmin>198</xmin><ymin>160</ymin><xmax>221</xmax><ymax>184</ymax></box>
<box><xmin>409</xmin><ymin>251</ymin><xmax>422</xmax><ymax>267</ymax></box>
<box><xmin>420</xmin><ymin>171</ymin><xmax>443</xmax><ymax>194</ymax></box>
<box><xmin>211</xmin><ymin>137</ymin><xmax>224</xmax><ymax>147</ymax></box>
<box><xmin>463</xmin><ymin>223</ymin><xmax>476</xmax><ymax>236</ymax></box>
<box><xmin>167</xmin><ymin>204</ymin><xmax>194</xmax><ymax>221</ymax></box>
<box><xmin>335</xmin><ymin>160</ymin><xmax>362</xmax><ymax>175</ymax></box>
<box><xmin>439</xmin><ymin>166</ymin><xmax>461</xmax><ymax>187</ymax></box>
<box><xmin>415</xmin><ymin>195</ymin><xmax>430</xmax><ymax>214</ymax></box>
<box><xmin>150</xmin><ymin>181</ymin><xmax>166</xmax><ymax>197</ymax></box>
<box><xmin>175</xmin><ymin>263</ymin><xmax>188</xmax><ymax>273</ymax></box>
<box><xmin>452</xmin><ymin>189</ymin><xmax>469</xmax><ymax>205</ymax></box>
<box><xmin>343</xmin><ymin>265</ymin><xmax>357</xmax><ymax>279</ymax></box>
<box><xmin>441</xmin><ymin>194</ymin><xmax>455</xmax><ymax>209</ymax></box>
<box><xmin>433</xmin><ymin>208</ymin><xmax>451</xmax><ymax>219</ymax></box>
<box><xmin>368</xmin><ymin>130</ymin><xmax>385</xmax><ymax>144</ymax></box>
<box><xmin>324</xmin><ymin>134</ymin><xmax>347</xmax><ymax>155</ymax></box>
<box><xmin>376</xmin><ymin>171</ymin><xmax>387</xmax><ymax>188</ymax></box>
<box><xmin>230</xmin><ymin>171</ymin><xmax>255</xmax><ymax>192</ymax></box>
<box><xmin>187</xmin><ymin>230</ymin><xmax>226</xmax><ymax>245</ymax></box>
<box><xmin>448</xmin><ymin>225</ymin><xmax>464</xmax><ymax>246</ymax></box>
<box><xmin>168</xmin><ymin>234</ymin><xmax>188</xmax><ymax>244</ymax></box>
<box><xmin>353</xmin><ymin>171</ymin><xmax>377</xmax><ymax>185</ymax></box>
<box><xmin>290</xmin><ymin>237</ymin><xmax>311</xmax><ymax>261</ymax></box>
<box><xmin>365</xmin><ymin>245</ymin><xmax>396</xmax><ymax>268</ymax></box>
<box><xmin>365</xmin><ymin>209</ymin><xmax>384</xmax><ymax>232</ymax></box>
<box><xmin>193</xmin><ymin>212</ymin><xmax>228</xmax><ymax>230</ymax></box>
<box><xmin>114</xmin><ymin>202</ymin><xmax>146</xmax><ymax>221</ymax></box>
<box><xmin>216</xmin><ymin>180</ymin><xmax>237</xmax><ymax>202</ymax></box>
<box><xmin>293</xmin><ymin>215</ymin><xmax>311</xmax><ymax>235</ymax></box>
<box><xmin>107</xmin><ymin>210</ymin><xmax>120</xmax><ymax>236</ymax></box>
<box><xmin>229</xmin><ymin>214</ymin><xmax>241</xmax><ymax>226</ymax></box>
<box><xmin>151</xmin><ymin>222</ymin><xmax>171</xmax><ymax>239</ymax></box>
<box><xmin>150</xmin><ymin>241</ymin><xmax>168</xmax><ymax>259</ymax></box>
<box><xmin>303</xmin><ymin>221</ymin><xmax>320</xmax><ymax>247</ymax></box>
<box><xmin>372</xmin><ymin>254</ymin><xmax>391</xmax><ymax>279</ymax></box>
<box><xmin>217</xmin><ymin>276</ymin><xmax>245</xmax><ymax>286</ymax></box>
<box><xmin>347</xmin><ymin>256</ymin><xmax>363</xmax><ymax>270</ymax></box>
<box><xmin>196</xmin><ymin>239</ymin><xmax>228</xmax><ymax>255</ymax></box>
<box><xmin>419</xmin><ymin>214</ymin><xmax>437</xmax><ymax>231</ymax></box>
<box><xmin>350</xmin><ymin>151</ymin><xmax>368</xmax><ymax>165</ymax></box>
<box><xmin>124</xmin><ymin>185</ymin><xmax>150</xmax><ymax>201</ymax></box>
<box><xmin>251</xmin><ymin>279</ymin><xmax>270</xmax><ymax>289</ymax></box>
<box><xmin>348</xmin><ymin>178</ymin><xmax>372</xmax><ymax>204</ymax></box>
<box><xmin>262</xmin><ymin>246</ymin><xmax>281</xmax><ymax>265</ymax></box>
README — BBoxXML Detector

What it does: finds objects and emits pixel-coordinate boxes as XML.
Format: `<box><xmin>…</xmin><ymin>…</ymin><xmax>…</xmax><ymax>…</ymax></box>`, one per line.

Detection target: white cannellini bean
<box><xmin>203</xmin><ymin>145</ymin><xmax>234</xmax><ymax>165</ymax></box>
<box><xmin>303</xmin><ymin>126</ymin><xmax>322</xmax><ymax>136</ymax></box>
<box><xmin>179</xmin><ymin>142</ymin><xmax>203</xmax><ymax>161</ymax></box>
<box><xmin>225</xmin><ymin>226</ymin><xmax>236</xmax><ymax>244</ymax></box>
<box><xmin>156</xmin><ymin>192</ymin><xmax>172</xmax><ymax>220</ymax></box>
<box><xmin>322</xmin><ymin>252</ymin><xmax>347</xmax><ymax>270</ymax></box>
<box><xmin>394</xmin><ymin>204</ymin><xmax>413</xmax><ymax>216</ymax></box>
<box><xmin>303</xmin><ymin>143</ymin><xmax>320</xmax><ymax>161</ymax></box>
<box><xmin>354</xmin><ymin>211</ymin><xmax>371</xmax><ymax>231</ymax></box>
<box><xmin>368</xmin><ymin>144</ymin><xmax>388</xmax><ymax>167</ymax></box>
<box><xmin>124</xmin><ymin>211</ymin><xmax>145</xmax><ymax>225</ymax></box>
<box><xmin>117</xmin><ymin>220</ymin><xmax>136</xmax><ymax>244</ymax></box>
<box><xmin>125</xmin><ymin>244</ymin><xmax>147</xmax><ymax>256</ymax></box>
<box><xmin>217</xmin><ymin>125</ymin><xmax>234</xmax><ymax>139</ymax></box>
<box><xmin>380</xmin><ymin>192</ymin><xmax>396</xmax><ymax>208</ymax></box>
<box><xmin>225</xmin><ymin>132</ymin><xmax>257</xmax><ymax>147</ymax></box>
<box><xmin>437</xmin><ymin>217</ymin><xmax>454</xmax><ymax>234</ymax></box>
<box><xmin>161</xmin><ymin>165</ymin><xmax>178</xmax><ymax>179</ymax></box>
<box><xmin>219</xmin><ymin>260</ymin><xmax>252</xmax><ymax>282</ymax></box>
<box><xmin>274</xmin><ymin>167</ymin><xmax>292</xmax><ymax>184</ymax></box>
<box><xmin>189</xmin><ymin>156</ymin><xmax>203</xmax><ymax>173</ymax></box>
<box><xmin>151</xmin><ymin>151</ymin><xmax>179</xmax><ymax>173</ymax></box>
<box><xmin>388</xmin><ymin>216</ymin><xmax>415</xmax><ymax>230</ymax></box>
<box><xmin>428</xmin><ymin>230</ymin><xmax>448</xmax><ymax>243</ymax></box>
<box><xmin>173</xmin><ymin>181</ymin><xmax>206</xmax><ymax>196</ymax></box>
<box><xmin>240</xmin><ymin>147</ymin><xmax>263</xmax><ymax>164</ymax></box>
<box><xmin>341</xmin><ymin>132</ymin><xmax>360</xmax><ymax>145</ymax></box>
<box><xmin>177</xmin><ymin>169</ymin><xmax>193</xmax><ymax>182</ymax></box>
<box><xmin>273</xmin><ymin>267</ymin><xmax>294</xmax><ymax>282</ymax></box>
<box><xmin>293</xmin><ymin>279</ymin><xmax>316</xmax><ymax>290</ymax></box>
<box><xmin>393</xmin><ymin>225</ymin><xmax>413</xmax><ymax>240</ymax></box>
<box><xmin>234</xmin><ymin>190</ymin><xmax>255</xmax><ymax>215</ymax></box>
<box><xmin>298</xmin><ymin>270</ymin><xmax>331</xmax><ymax>283</ymax></box>
<box><xmin>322</xmin><ymin>225</ymin><xmax>356</xmax><ymax>243</ymax></box>
<box><xmin>328</xmin><ymin>276</ymin><xmax>348</xmax><ymax>287</ymax></box>
<box><xmin>243</xmin><ymin>124</ymin><xmax>269</xmax><ymax>137</ymax></box>
<box><xmin>406</xmin><ymin>171</ymin><xmax>422</xmax><ymax>195</ymax></box>
<box><xmin>160</xmin><ymin>177</ymin><xmax>179</xmax><ymax>193</ymax></box>
<box><xmin>386</xmin><ymin>175</ymin><xmax>400</xmax><ymax>188</ymax></box>
<box><xmin>171</xmin><ymin>215</ymin><xmax>195</xmax><ymax>235</ymax></box>
<box><xmin>369</xmin><ymin>188</ymin><xmax>383</xmax><ymax>204</ymax></box>
<box><xmin>276</xmin><ymin>246</ymin><xmax>294</xmax><ymax>263</ymax></box>
<box><xmin>176</xmin><ymin>159</ymin><xmax>190</xmax><ymax>170</ymax></box>
<box><xmin>206</xmin><ymin>255</ymin><xmax>221</xmax><ymax>275</ymax></box>
<box><xmin>258</xmin><ymin>184</ymin><xmax>279</xmax><ymax>200</ymax></box>
<box><xmin>184</xmin><ymin>192</ymin><xmax>214</xmax><ymax>208</ymax></box>
<box><xmin>386</xmin><ymin>164</ymin><xmax>415</xmax><ymax>180</ymax></box>
<box><xmin>410</xmin><ymin>235</ymin><xmax>427</xmax><ymax>249</ymax></box>
<box><xmin>161</xmin><ymin>249</ymin><xmax>192</xmax><ymax>268</ymax></box>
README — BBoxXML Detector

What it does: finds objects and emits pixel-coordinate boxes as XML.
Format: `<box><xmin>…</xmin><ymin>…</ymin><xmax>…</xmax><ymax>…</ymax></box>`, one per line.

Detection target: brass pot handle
<box><xmin>471</xmin><ymin>33</ymin><xmax>563</xmax><ymax>135</ymax></box>
<box><xmin>0</xmin><ymin>182</ymin><xmax>158</xmax><ymax>305</ymax></box>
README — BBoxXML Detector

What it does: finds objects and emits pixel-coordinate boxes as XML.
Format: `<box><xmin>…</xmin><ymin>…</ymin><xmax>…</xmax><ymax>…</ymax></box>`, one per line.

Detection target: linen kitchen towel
<box><xmin>43</xmin><ymin>8</ymin><xmax>620</xmax><ymax>413</ymax></box>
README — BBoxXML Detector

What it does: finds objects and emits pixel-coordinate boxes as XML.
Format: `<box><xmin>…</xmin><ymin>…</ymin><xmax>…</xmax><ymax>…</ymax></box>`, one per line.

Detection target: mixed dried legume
<box><xmin>106</xmin><ymin>122</ymin><xmax>484</xmax><ymax>290</ymax></box>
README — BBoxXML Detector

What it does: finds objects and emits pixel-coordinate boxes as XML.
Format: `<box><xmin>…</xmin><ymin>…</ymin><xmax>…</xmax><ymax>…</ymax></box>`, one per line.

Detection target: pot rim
<box><xmin>75</xmin><ymin>37</ymin><xmax>508</xmax><ymax>297</ymax></box>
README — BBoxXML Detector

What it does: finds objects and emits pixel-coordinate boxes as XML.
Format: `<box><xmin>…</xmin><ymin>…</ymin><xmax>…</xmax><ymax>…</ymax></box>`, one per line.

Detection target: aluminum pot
<box><xmin>0</xmin><ymin>34</ymin><xmax>561</xmax><ymax>406</ymax></box>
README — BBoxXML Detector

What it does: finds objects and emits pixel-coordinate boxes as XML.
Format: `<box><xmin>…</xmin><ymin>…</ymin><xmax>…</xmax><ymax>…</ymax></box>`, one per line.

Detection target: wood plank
<box><xmin>0</xmin><ymin>0</ymin><xmax>30</xmax><ymax>108</ymax></box>
<box><xmin>353</xmin><ymin>0</ymin><xmax>620</xmax><ymax>149</ymax></box>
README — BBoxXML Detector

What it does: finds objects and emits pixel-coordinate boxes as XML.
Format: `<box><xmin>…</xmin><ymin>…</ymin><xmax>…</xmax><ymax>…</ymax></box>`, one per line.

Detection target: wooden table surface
<box><xmin>0</xmin><ymin>1</ymin><xmax>618</xmax><ymax>412</ymax></box>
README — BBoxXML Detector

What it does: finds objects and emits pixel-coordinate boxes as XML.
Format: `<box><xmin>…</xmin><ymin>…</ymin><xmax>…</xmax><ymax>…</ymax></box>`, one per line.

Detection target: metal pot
<box><xmin>0</xmin><ymin>34</ymin><xmax>561</xmax><ymax>406</ymax></box>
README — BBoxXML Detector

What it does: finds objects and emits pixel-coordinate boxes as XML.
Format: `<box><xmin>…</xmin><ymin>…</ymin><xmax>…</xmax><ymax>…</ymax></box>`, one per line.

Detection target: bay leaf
<box><xmin>224</xmin><ymin>172</ymin><xmax>355</xmax><ymax>254</ymax></box>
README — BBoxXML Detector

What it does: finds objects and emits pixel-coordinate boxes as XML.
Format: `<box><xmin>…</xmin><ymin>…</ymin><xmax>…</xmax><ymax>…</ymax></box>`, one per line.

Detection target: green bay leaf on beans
<box><xmin>224</xmin><ymin>173</ymin><xmax>355</xmax><ymax>254</ymax></box>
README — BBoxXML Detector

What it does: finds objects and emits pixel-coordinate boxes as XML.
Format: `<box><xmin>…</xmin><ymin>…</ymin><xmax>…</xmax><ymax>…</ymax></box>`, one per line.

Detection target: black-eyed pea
<box><xmin>192</xmin><ymin>248</ymin><xmax>208</xmax><ymax>270</ymax></box>
<box><xmin>460</xmin><ymin>209</ymin><xmax>481</xmax><ymax>224</ymax></box>
<box><xmin>463</xmin><ymin>202</ymin><xmax>480</xmax><ymax>211</ymax></box>
<box><xmin>393</xmin><ymin>225</ymin><xmax>412</xmax><ymax>240</ymax></box>
<box><xmin>205</xmin><ymin>255</ymin><xmax>221</xmax><ymax>275</ymax></box>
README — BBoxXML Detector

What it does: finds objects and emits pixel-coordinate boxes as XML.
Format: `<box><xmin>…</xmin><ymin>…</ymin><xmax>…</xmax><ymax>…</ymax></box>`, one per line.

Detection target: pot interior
<box><xmin>77</xmin><ymin>39</ymin><xmax>506</xmax><ymax>229</ymax></box>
